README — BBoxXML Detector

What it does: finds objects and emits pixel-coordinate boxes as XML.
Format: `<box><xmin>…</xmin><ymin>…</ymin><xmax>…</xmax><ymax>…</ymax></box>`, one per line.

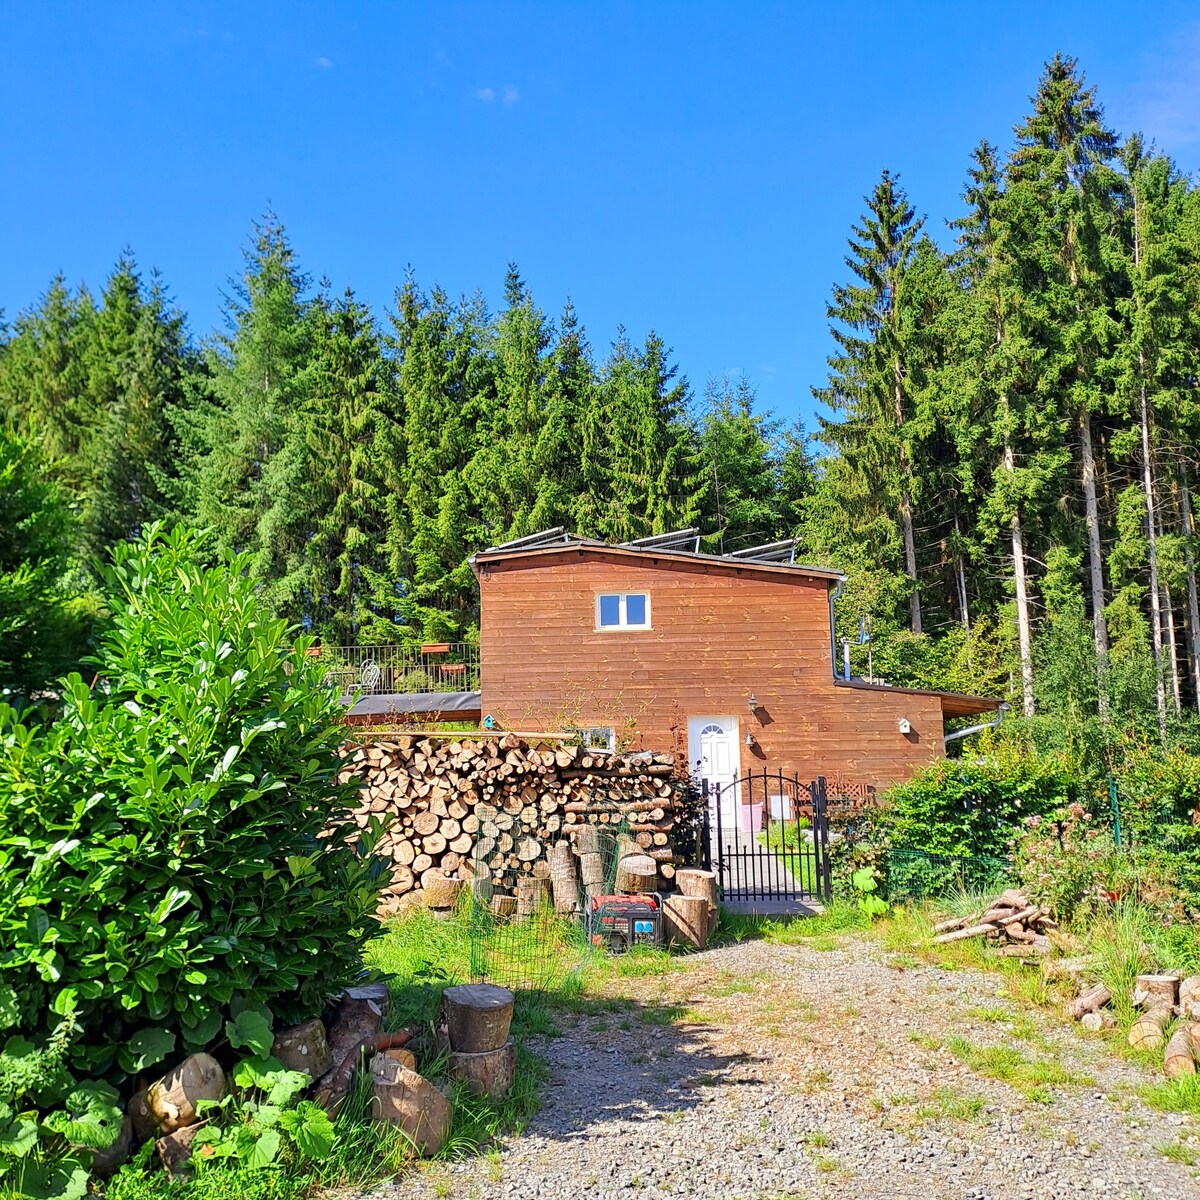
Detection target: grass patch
<box><xmin>1159</xmin><ymin>1141</ymin><xmax>1199</xmax><ymax>1166</ymax></box>
<box><xmin>914</xmin><ymin>1086</ymin><xmax>987</xmax><ymax>1123</ymax></box>
<box><xmin>944</xmin><ymin>1035</ymin><xmax>1090</xmax><ymax>1102</ymax></box>
<box><xmin>714</xmin><ymin>901</ymin><xmax>868</xmax><ymax>947</ymax></box>
<box><xmin>1140</xmin><ymin>1074</ymin><xmax>1200</xmax><ymax>1114</ymax></box>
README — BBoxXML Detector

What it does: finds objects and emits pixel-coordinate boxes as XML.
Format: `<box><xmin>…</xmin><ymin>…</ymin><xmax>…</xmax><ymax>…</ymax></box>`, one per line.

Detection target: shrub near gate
<box><xmin>880</xmin><ymin>750</ymin><xmax>1080</xmax><ymax>861</ymax></box>
<box><xmin>0</xmin><ymin>527</ymin><xmax>388</xmax><ymax>1082</ymax></box>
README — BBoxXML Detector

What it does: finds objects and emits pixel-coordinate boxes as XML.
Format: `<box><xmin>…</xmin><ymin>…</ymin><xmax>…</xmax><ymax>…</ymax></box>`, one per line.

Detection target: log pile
<box><xmin>341</xmin><ymin>734</ymin><xmax>685</xmax><ymax>915</ymax></box>
<box><xmin>930</xmin><ymin>888</ymin><xmax>1058</xmax><ymax>956</ymax></box>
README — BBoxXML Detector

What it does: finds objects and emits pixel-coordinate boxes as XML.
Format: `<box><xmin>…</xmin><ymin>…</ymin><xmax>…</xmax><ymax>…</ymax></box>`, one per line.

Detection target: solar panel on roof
<box><xmin>621</xmin><ymin>528</ymin><xmax>701</xmax><ymax>553</ymax></box>
<box><xmin>486</xmin><ymin>527</ymin><xmax>569</xmax><ymax>552</ymax></box>
<box><xmin>726</xmin><ymin>539</ymin><xmax>798</xmax><ymax>564</ymax></box>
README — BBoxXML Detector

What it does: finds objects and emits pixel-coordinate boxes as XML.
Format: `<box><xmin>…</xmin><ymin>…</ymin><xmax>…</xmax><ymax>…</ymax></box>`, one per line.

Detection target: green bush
<box><xmin>879</xmin><ymin>750</ymin><xmax>1080</xmax><ymax>861</ymax></box>
<box><xmin>0</xmin><ymin>525</ymin><xmax>388</xmax><ymax>1085</ymax></box>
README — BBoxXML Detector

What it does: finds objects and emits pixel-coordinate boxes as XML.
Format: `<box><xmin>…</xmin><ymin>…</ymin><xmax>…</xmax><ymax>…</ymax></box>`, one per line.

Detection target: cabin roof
<box><xmin>470</xmin><ymin>528</ymin><xmax>844</xmax><ymax>585</ymax></box>
<box><xmin>834</xmin><ymin>678</ymin><xmax>1003</xmax><ymax>719</ymax></box>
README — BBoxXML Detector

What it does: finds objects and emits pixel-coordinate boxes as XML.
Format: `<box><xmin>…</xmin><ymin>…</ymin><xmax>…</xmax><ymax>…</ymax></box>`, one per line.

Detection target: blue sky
<box><xmin>3</xmin><ymin>2</ymin><xmax>1200</xmax><ymax>425</ymax></box>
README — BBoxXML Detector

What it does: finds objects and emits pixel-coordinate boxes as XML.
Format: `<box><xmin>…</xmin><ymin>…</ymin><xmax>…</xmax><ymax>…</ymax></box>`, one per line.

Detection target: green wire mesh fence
<box><xmin>465</xmin><ymin>819</ymin><xmax>635</xmax><ymax>994</ymax></box>
<box><xmin>882</xmin><ymin>846</ymin><xmax>1011</xmax><ymax>903</ymax></box>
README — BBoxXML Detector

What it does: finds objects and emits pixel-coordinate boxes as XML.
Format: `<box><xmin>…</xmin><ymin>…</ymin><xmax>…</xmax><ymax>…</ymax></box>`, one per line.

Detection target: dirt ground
<box><xmin>399</xmin><ymin>931</ymin><xmax>1200</xmax><ymax>1200</ymax></box>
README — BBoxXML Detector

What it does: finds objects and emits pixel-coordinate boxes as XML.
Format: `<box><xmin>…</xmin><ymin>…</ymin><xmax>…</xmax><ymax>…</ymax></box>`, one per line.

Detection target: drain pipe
<box><xmin>828</xmin><ymin>580</ymin><xmax>844</xmax><ymax>680</ymax></box>
<box><xmin>943</xmin><ymin>702</ymin><xmax>1010</xmax><ymax>751</ymax></box>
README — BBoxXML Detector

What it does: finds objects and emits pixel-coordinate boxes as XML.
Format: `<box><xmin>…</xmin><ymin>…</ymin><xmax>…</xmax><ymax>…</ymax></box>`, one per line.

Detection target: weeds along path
<box><xmin>403</xmin><ymin>933</ymin><xmax>1197</xmax><ymax>1200</ymax></box>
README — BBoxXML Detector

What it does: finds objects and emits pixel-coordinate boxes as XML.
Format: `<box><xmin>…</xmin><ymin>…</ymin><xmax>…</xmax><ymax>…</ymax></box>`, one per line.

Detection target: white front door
<box><xmin>688</xmin><ymin>716</ymin><xmax>739</xmax><ymax>829</ymax></box>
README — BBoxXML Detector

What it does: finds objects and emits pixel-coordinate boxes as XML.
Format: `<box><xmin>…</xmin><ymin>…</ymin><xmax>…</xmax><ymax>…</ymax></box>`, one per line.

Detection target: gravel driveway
<box><xmin>399</xmin><ymin>934</ymin><xmax>1199</xmax><ymax>1200</ymax></box>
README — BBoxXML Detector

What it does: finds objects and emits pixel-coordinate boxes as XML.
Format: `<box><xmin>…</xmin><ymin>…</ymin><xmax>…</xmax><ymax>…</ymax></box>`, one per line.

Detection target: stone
<box><xmin>87</xmin><ymin>1114</ymin><xmax>132</xmax><ymax>1177</ymax></box>
<box><xmin>156</xmin><ymin>1122</ymin><xmax>204</xmax><ymax>1178</ymax></box>
<box><xmin>146</xmin><ymin>1053</ymin><xmax>225</xmax><ymax>1135</ymax></box>
<box><xmin>272</xmin><ymin>1018</ymin><xmax>331</xmax><ymax>1078</ymax></box>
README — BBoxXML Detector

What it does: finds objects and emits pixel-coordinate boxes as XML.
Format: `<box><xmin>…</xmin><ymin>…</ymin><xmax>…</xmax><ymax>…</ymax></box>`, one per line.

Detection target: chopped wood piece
<box><xmin>369</xmin><ymin>1058</ymin><xmax>452</xmax><ymax>1156</ymax></box>
<box><xmin>1067</xmin><ymin>985</ymin><xmax>1112</xmax><ymax>1021</ymax></box>
<box><xmin>1133</xmin><ymin>974</ymin><xmax>1180</xmax><ymax>1012</ymax></box>
<box><xmin>1080</xmin><ymin>1010</ymin><xmax>1115</xmax><ymax>1033</ymax></box>
<box><xmin>664</xmin><ymin>895</ymin><xmax>710</xmax><ymax>950</ymax></box>
<box><xmin>440</xmin><ymin>983</ymin><xmax>515</xmax><ymax>1054</ymax></box>
<box><xmin>1129</xmin><ymin>1007</ymin><xmax>1172</xmax><ymax>1050</ymax></box>
<box><xmin>448</xmin><ymin>1038</ymin><xmax>516</xmax><ymax>1099</ymax></box>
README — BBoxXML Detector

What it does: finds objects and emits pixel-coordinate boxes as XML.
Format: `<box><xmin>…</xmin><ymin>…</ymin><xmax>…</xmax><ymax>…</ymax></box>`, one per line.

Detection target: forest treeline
<box><xmin>4</xmin><ymin>54</ymin><xmax>1200</xmax><ymax>752</ymax></box>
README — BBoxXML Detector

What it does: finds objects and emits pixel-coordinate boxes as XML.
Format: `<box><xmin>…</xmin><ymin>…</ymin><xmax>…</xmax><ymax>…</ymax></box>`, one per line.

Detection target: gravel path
<box><xmin>397</xmin><ymin>935</ymin><xmax>1199</xmax><ymax>1200</ymax></box>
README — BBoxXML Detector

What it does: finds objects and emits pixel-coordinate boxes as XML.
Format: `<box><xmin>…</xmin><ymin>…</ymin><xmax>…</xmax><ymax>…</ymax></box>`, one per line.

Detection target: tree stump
<box><xmin>619</xmin><ymin>854</ymin><xmax>658</xmax><ymax>894</ymax></box>
<box><xmin>675</xmin><ymin>868</ymin><xmax>719</xmax><ymax>934</ymax></box>
<box><xmin>146</xmin><ymin>1053</ymin><xmax>225</xmax><ymax>1135</ymax></box>
<box><xmin>449</xmin><ymin>1039</ymin><xmax>516</xmax><ymax>1099</ymax></box>
<box><xmin>664</xmin><ymin>894</ymin><xmax>710</xmax><ymax>950</ymax></box>
<box><xmin>369</xmin><ymin>1057</ymin><xmax>452</xmax><ymax>1156</ymax></box>
<box><xmin>441</xmin><ymin>983</ymin><xmax>515</xmax><ymax>1053</ymax></box>
<box><xmin>1133</xmin><ymin>974</ymin><xmax>1180</xmax><ymax>1011</ymax></box>
<box><xmin>328</xmin><ymin>984</ymin><xmax>389</xmax><ymax>1069</ymax></box>
<box><xmin>272</xmin><ymin>1019</ymin><xmax>331</xmax><ymax>1078</ymax></box>
<box><xmin>1164</xmin><ymin>1026</ymin><xmax>1197</xmax><ymax>1079</ymax></box>
<box><xmin>1067</xmin><ymin>985</ymin><xmax>1111</xmax><ymax>1022</ymax></box>
<box><xmin>515</xmin><ymin>875</ymin><xmax>548</xmax><ymax>918</ymax></box>
<box><xmin>548</xmin><ymin>841</ymin><xmax>579</xmax><ymax>913</ymax></box>
<box><xmin>492</xmin><ymin>894</ymin><xmax>517</xmax><ymax>919</ymax></box>
<box><xmin>612</xmin><ymin>835</ymin><xmax>639</xmax><ymax>890</ymax></box>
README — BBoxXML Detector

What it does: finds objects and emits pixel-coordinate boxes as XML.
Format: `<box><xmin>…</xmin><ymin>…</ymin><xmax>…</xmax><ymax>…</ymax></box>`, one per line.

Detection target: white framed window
<box><xmin>595</xmin><ymin>592</ymin><xmax>651</xmax><ymax>630</ymax></box>
<box><xmin>574</xmin><ymin>726</ymin><xmax>616</xmax><ymax>751</ymax></box>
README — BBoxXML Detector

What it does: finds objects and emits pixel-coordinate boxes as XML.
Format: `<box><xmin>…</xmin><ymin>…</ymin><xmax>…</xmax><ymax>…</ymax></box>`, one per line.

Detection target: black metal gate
<box><xmin>699</xmin><ymin>770</ymin><xmax>832</xmax><ymax>904</ymax></box>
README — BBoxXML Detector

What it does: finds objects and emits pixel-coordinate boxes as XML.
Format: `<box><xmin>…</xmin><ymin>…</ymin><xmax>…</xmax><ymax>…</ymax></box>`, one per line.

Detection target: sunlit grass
<box><xmin>943</xmin><ymin>1034</ymin><xmax>1090</xmax><ymax>1102</ymax></box>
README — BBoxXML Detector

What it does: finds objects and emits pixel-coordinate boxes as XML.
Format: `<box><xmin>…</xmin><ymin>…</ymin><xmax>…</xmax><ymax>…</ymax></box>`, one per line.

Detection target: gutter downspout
<box><xmin>828</xmin><ymin>580</ymin><xmax>844</xmax><ymax>680</ymax></box>
<box><xmin>943</xmin><ymin>703</ymin><xmax>1009</xmax><ymax>751</ymax></box>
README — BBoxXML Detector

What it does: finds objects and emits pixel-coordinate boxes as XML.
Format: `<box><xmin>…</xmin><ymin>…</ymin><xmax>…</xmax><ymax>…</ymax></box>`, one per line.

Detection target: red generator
<box><xmin>586</xmin><ymin>893</ymin><xmax>663</xmax><ymax>951</ymax></box>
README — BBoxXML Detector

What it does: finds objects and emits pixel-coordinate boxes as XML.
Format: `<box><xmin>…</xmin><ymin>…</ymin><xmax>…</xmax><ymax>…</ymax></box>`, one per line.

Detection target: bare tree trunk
<box><xmin>893</xmin><ymin>353</ymin><xmax>921</xmax><ymax>635</ymax></box>
<box><xmin>1181</xmin><ymin>467</ymin><xmax>1200</xmax><ymax>711</ymax></box>
<box><xmin>1139</xmin><ymin>382</ymin><xmax>1168</xmax><ymax>741</ymax></box>
<box><xmin>953</xmin><ymin>514</ymin><xmax>971</xmax><ymax>633</ymax></box>
<box><xmin>1006</xmin><ymin>436</ymin><xmax>1035</xmax><ymax>717</ymax></box>
<box><xmin>1080</xmin><ymin>410</ymin><xmax>1110</xmax><ymax>718</ymax></box>
<box><xmin>901</xmin><ymin>493</ymin><xmax>921</xmax><ymax>634</ymax></box>
<box><xmin>1164</xmin><ymin>581</ymin><xmax>1182</xmax><ymax>713</ymax></box>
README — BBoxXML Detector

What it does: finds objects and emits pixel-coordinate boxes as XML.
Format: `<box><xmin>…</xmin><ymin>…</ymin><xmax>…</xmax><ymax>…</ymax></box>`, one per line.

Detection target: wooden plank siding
<box><xmin>474</xmin><ymin>548</ymin><xmax>948</xmax><ymax>790</ymax></box>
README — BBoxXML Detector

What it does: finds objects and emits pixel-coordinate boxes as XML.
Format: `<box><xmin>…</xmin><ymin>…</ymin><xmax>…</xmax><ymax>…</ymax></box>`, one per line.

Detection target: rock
<box><xmin>146</xmin><ymin>1053</ymin><xmax>225</xmax><ymax>1135</ymax></box>
<box><xmin>128</xmin><ymin>1089</ymin><xmax>156</xmax><ymax>1144</ymax></box>
<box><xmin>369</xmin><ymin>1057</ymin><xmax>453</xmax><ymax>1156</ymax></box>
<box><xmin>87</xmin><ymin>1114</ymin><xmax>132</xmax><ymax>1177</ymax></box>
<box><xmin>156</xmin><ymin>1122</ymin><xmax>205</xmax><ymax>1179</ymax></box>
<box><xmin>272</xmin><ymin>1018</ymin><xmax>331</xmax><ymax>1078</ymax></box>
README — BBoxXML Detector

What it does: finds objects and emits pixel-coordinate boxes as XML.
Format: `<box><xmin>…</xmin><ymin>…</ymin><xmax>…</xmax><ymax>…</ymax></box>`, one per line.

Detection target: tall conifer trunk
<box><xmin>1181</xmin><ymin>468</ymin><xmax>1200</xmax><ymax>711</ymax></box>
<box><xmin>954</xmin><ymin>514</ymin><xmax>971</xmax><ymax>633</ymax></box>
<box><xmin>1079</xmin><ymin>409</ymin><xmax>1110</xmax><ymax>716</ymax></box>
<box><xmin>1139</xmin><ymin>382</ymin><xmax>1168</xmax><ymax>739</ymax></box>
<box><xmin>894</xmin><ymin>350</ymin><xmax>920</xmax><ymax>635</ymax></box>
<box><xmin>1005</xmin><ymin>432</ymin><xmax>1035</xmax><ymax>715</ymax></box>
<box><xmin>1164</xmin><ymin>581</ymin><xmax>1182</xmax><ymax>712</ymax></box>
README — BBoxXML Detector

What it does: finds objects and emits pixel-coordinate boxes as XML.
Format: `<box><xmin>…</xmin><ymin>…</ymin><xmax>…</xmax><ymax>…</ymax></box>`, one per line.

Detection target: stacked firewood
<box><xmin>930</xmin><ymin>888</ymin><xmax>1059</xmax><ymax>956</ymax></box>
<box><xmin>341</xmin><ymin>733</ymin><xmax>684</xmax><ymax>915</ymax></box>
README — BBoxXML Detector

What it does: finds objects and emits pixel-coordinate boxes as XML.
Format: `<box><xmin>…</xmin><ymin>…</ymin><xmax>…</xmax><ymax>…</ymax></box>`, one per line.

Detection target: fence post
<box><xmin>815</xmin><ymin>776</ymin><xmax>833</xmax><ymax>902</ymax></box>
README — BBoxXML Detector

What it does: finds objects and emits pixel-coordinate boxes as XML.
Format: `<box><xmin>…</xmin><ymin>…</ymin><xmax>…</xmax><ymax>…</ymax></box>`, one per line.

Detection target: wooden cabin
<box><xmin>471</xmin><ymin>530</ymin><xmax>999</xmax><ymax>796</ymax></box>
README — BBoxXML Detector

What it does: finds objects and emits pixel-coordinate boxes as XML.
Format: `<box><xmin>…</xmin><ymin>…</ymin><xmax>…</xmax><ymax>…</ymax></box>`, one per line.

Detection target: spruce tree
<box><xmin>815</xmin><ymin>169</ymin><xmax>926</xmax><ymax>634</ymax></box>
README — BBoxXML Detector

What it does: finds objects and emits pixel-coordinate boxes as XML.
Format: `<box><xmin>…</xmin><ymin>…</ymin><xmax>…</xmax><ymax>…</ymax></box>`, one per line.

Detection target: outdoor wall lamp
<box><xmin>897</xmin><ymin>717</ymin><xmax>912</xmax><ymax>735</ymax></box>
<box><xmin>747</xmin><ymin>692</ymin><xmax>758</xmax><ymax>712</ymax></box>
